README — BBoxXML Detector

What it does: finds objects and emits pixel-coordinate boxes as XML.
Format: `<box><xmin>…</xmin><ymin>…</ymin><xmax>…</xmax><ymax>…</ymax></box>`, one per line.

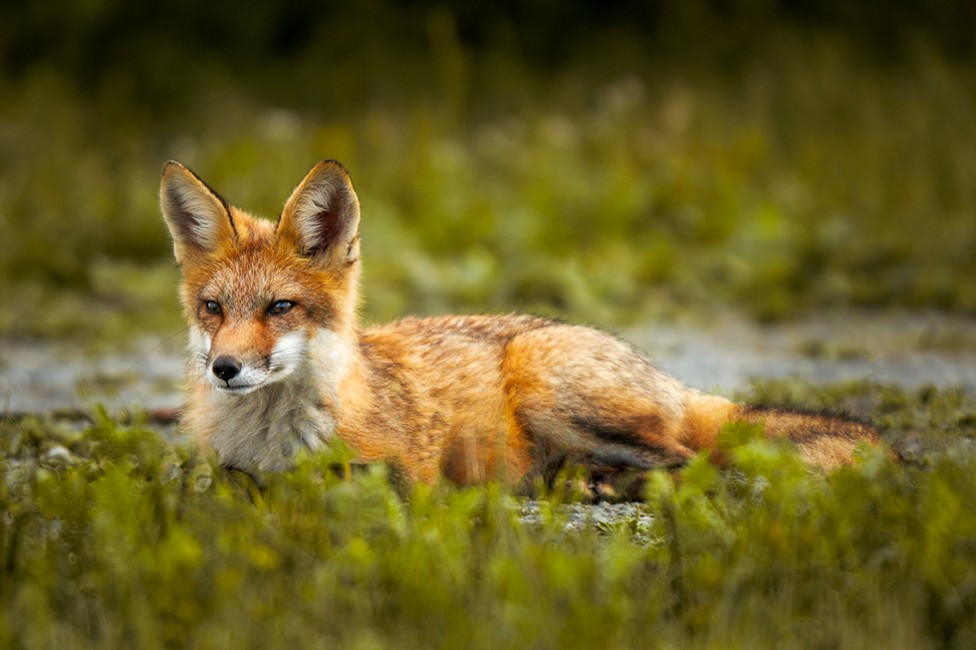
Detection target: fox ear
<box><xmin>278</xmin><ymin>160</ymin><xmax>360</xmax><ymax>269</ymax></box>
<box><xmin>159</xmin><ymin>161</ymin><xmax>236</xmax><ymax>263</ymax></box>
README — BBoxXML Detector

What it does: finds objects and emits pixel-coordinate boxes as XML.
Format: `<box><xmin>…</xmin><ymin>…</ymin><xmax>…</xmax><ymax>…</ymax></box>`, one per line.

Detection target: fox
<box><xmin>159</xmin><ymin>159</ymin><xmax>881</xmax><ymax>493</ymax></box>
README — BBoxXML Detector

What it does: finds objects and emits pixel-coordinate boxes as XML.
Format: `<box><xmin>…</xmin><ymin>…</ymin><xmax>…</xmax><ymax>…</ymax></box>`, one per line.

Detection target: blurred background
<box><xmin>1</xmin><ymin>0</ymin><xmax>975</xmax><ymax>360</ymax></box>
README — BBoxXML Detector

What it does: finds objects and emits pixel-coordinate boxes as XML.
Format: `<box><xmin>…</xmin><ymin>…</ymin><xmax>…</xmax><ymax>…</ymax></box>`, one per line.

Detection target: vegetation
<box><xmin>3</xmin><ymin>4</ymin><xmax>976</xmax><ymax>648</ymax></box>
<box><xmin>2</xmin><ymin>382</ymin><xmax>976</xmax><ymax>649</ymax></box>
<box><xmin>2</xmin><ymin>2</ymin><xmax>976</xmax><ymax>342</ymax></box>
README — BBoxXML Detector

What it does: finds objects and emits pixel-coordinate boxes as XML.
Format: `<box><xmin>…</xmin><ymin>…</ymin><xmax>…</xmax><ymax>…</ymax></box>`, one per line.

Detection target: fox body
<box><xmin>160</xmin><ymin>160</ymin><xmax>878</xmax><ymax>487</ymax></box>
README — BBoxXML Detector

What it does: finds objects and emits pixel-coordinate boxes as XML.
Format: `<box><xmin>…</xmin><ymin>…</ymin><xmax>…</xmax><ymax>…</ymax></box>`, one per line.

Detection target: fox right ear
<box><xmin>159</xmin><ymin>161</ymin><xmax>236</xmax><ymax>263</ymax></box>
<box><xmin>278</xmin><ymin>160</ymin><xmax>361</xmax><ymax>270</ymax></box>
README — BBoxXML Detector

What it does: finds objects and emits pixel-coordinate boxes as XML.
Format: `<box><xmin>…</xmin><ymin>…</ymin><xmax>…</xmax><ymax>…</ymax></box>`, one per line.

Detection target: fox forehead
<box><xmin>196</xmin><ymin>252</ymin><xmax>303</xmax><ymax>306</ymax></box>
<box><xmin>182</xmin><ymin>223</ymin><xmax>341</xmax><ymax>321</ymax></box>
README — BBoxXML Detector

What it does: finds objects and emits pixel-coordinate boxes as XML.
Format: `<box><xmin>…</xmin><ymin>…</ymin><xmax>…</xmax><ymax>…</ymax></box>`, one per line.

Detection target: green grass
<box><xmin>3</xmin><ymin>384</ymin><xmax>976</xmax><ymax>649</ymax></box>
<box><xmin>2</xmin><ymin>28</ymin><xmax>976</xmax><ymax>344</ymax></box>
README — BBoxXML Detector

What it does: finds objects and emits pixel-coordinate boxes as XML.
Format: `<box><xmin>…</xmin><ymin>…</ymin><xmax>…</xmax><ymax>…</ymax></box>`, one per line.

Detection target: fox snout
<box><xmin>189</xmin><ymin>324</ymin><xmax>314</xmax><ymax>396</ymax></box>
<box><xmin>203</xmin><ymin>349</ymin><xmax>276</xmax><ymax>395</ymax></box>
<box><xmin>204</xmin><ymin>349</ymin><xmax>263</xmax><ymax>394</ymax></box>
<box><xmin>211</xmin><ymin>355</ymin><xmax>243</xmax><ymax>382</ymax></box>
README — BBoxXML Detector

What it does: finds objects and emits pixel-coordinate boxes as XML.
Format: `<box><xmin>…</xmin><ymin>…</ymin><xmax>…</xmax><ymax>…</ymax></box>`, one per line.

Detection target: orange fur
<box><xmin>160</xmin><ymin>160</ymin><xmax>882</xmax><ymax>488</ymax></box>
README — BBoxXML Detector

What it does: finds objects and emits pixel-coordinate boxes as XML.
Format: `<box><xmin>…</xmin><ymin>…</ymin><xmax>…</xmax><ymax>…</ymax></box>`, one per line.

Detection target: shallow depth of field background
<box><xmin>2</xmin><ymin>1</ymin><xmax>975</xmax><ymax>343</ymax></box>
<box><xmin>3</xmin><ymin>3</ymin><xmax>976</xmax><ymax>649</ymax></box>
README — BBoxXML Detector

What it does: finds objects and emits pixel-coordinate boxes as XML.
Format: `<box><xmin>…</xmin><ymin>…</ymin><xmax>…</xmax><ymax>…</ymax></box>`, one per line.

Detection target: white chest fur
<box><xmin>203</xmin><ymin>375</ymin><xmax>336</xmax><ymax>473</ymax></box>
<box><xmin>192</xmin><ymin>328</ymin><xmax>352</xmax><ymax>473</ymax></box>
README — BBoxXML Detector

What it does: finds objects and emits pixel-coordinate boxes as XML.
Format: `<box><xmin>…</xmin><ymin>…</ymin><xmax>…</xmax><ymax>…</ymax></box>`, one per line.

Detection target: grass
<box><xmin>2</xmin><ymin>28</ymin><xmax>976</xmax><ymax>344</ymax></box>
<box><xmin>2</xmin><ymin>383</ymin><xmax>976</xmax><ymax>649</ymax></box>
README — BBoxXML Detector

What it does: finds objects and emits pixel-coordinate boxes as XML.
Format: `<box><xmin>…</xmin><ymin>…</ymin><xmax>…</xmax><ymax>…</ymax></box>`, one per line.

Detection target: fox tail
<box><xmin>736</xmin><ymin>406</ymin><xmax>881</xmax><ymax>469</ymax></box>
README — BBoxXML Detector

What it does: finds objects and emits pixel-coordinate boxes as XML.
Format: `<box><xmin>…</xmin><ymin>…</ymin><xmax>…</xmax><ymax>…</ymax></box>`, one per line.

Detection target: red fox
<box><xmin>160</xmin><ymin>160</ymin><xmax>880</xmax><ymax>490</ymax></box>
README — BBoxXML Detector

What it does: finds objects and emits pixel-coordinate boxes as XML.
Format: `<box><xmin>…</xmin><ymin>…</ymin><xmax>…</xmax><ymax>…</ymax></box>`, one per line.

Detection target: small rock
<box><xmin>43</xmin><ymin>444</ymin><xmax>76</xmax><ymax>465</ymax></box>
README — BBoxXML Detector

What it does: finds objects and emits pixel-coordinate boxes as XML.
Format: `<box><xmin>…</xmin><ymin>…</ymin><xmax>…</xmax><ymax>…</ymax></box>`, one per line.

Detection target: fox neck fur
<box><xmin>184</xmin><ymin>325</ymin><xmax>349</xmax><ymax>472</ymax></box>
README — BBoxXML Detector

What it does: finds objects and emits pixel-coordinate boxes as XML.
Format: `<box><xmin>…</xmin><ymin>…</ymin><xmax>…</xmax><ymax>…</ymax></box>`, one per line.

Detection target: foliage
<box><xmin>2</xmin><ymin>6</ymin><xmax>976</xmax><ymax>342</ymax></box>
<box><xmin>2</xmin><ymin>384</ymin><xmax>976</xmax><ymax>649</ymax></box>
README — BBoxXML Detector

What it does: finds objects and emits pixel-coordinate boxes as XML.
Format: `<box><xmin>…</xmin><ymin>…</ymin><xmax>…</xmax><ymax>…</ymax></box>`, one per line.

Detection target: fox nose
<box><xmin>212</xmin><ymin>355</ymin><xmax>242</xmax><ymax>382</ymax></box>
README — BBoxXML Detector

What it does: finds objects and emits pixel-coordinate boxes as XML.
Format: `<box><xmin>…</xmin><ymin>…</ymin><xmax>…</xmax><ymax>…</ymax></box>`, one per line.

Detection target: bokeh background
<box><xmin>2</xmin><ymin>0</ymin><xmax>975</xmax><ymax>345</ymax></box>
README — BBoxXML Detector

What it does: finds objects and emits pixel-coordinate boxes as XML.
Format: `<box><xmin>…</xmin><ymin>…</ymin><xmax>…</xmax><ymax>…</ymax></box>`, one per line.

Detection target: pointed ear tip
<box><xmin>313</xmin><ymin>159</ymin><xmax>352</xmax><ymax>180</ymax></box>
<box><xmin>161</xmin><ymin>160</ymin><xmax>188</xmax><ymax>180</ymax></box>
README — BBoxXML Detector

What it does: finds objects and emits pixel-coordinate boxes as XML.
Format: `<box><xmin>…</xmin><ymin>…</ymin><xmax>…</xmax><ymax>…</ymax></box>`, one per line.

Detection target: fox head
<box><xmin>160</xmin><ymin>160</ymin><xmax>361</xmax><ymax>395</ymax></box>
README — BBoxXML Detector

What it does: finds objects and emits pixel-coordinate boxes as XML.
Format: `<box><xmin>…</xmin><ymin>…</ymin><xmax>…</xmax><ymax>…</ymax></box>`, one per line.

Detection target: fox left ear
<box><xmin>278</xmin><ymin>160</ymin><xmax>361</xmax><ymax>269</ymax></box>
<box><xmin>159</xmin><ymin>161</ymin><xmax>237</xmax><ymax>264</ymax></box>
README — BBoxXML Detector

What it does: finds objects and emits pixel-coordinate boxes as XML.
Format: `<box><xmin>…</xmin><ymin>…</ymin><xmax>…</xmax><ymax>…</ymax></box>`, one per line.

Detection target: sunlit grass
<box><xmin>2</xmin><ymin>383</ymin><xmax>975</xmax><ymax>648</ymax></box>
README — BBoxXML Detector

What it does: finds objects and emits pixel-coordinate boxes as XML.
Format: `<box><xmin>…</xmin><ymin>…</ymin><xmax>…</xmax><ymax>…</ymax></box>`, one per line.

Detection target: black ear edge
<box><xmin>318</xmin><ymin>158</ymin><xmax>351</xmax><ymax>175</ymax></box>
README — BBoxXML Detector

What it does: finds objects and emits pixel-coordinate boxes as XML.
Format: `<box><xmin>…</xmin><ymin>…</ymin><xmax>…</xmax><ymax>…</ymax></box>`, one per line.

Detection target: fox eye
<box><xmin>268</xmin><ymin>300</ymin><xmax>294</xmax><ymax>316</ymax></box>
<box><xmin>204</xmin><ymin>300</ymin><xmax>222</xmax><ymax>315</ymax></box>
